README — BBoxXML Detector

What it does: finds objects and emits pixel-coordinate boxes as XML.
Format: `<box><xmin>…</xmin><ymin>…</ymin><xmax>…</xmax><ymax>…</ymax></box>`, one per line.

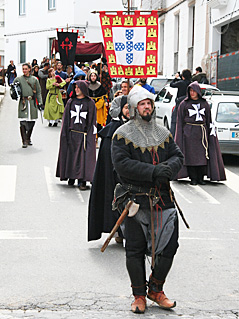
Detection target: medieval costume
<box><xmin>111</xmin><ymin>86</ymin><xmax>184</xmax><ymax>313</ymax></box>
<box><xmin>32</xmin><ymin>65</ymin><xmax>40</xmax><ymax>81</ymax></box>
<box><xmin>88</xmin><ymin>69</ymin><xmax>107</xmax><ymax>132</ymax></box>
<box><xmin>38</xmin><ymin>65</ymin><xmax>49</xmax><ymax>106</ymax></box>
<box><xmin>175</xmin><ymin>81</ymin><xmax>226</xmax><ymax>185</ymax></box>
<box><xmin>56</xmin><ymin>80</ymin><xmax>97</xmax><ymax>189</ymax></box>
<box><xmin>67</xmin><ymin>70</ymin><xmax>86</xmax><ymax>98</ymax></box>
<box><xmin>88</xmin><ymin>96</ymin><xmax>129</xmax><ymax>242</ymax></box>
<box><xmin>6</xmin><ymin>62</ymin><xmax>17</xmax><ymax>85</ymax></box>
<box><xmin>13</xmin><ymin>73</ymin><xmax>42</xmax><ymax>148</ymax></box>
<box><xmin>44</xmin><ymin>75</ymin><xmax>66</xmax><ymax>126</ymax></box>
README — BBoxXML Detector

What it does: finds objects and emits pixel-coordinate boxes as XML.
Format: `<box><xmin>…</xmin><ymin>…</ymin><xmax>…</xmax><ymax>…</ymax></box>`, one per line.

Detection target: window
<box><xmin>48</xmin><ymin>0</ymin><xmax>56</xmax><ymax>10</ymax></box>
<box><xmin>174</xmin><ymin>14</ymin><xmax>180</xmax><ymax>74</ymax></box>
<box><xmin>20</xmin><ymin>41</ymin><xmax>26</xmax><ymax>64</ymax></box>
<box><xmin>164</xmin><ymin>92</ymin><xmax>173</xmax><ymax>103</ymax></box>
<box><xmin>216</xmin><ymin>102</ymin><xmax>239</xmax><ymax>123</ymax></box>
<box><xmin>156</xmin><ymin>88</ymin><xmax>167</xmax><ymax>102</ymax></box>
<box><xmin>49</xmin><ymin>37</ymin><xmax>56</xmax><ymax>59</ymax></box>
<box><xmin>19</xmin><ymin>0</ymin><xmax>26</xmax><ymax>15</ymax></box>
<box><xmin>0</xmin><ymin>55</ymin><xmax>4</xmax><ymax>67</ymax></box>
<box><xmin>188</xmin><ymin>5</ymin><xmax>195</xmax><ymax>70</ymax></box>
<box><xmin>151</xmin><ymin>79</ymin><xmax>167</xmax><ymax>93</ymax></box>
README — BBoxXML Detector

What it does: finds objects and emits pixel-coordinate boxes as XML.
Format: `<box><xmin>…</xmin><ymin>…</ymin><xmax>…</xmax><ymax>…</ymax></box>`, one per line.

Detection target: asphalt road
<box><xmin>0</xmin><ymin>89</ymin><xmax>238</xmax><ymax>319</ymax></box>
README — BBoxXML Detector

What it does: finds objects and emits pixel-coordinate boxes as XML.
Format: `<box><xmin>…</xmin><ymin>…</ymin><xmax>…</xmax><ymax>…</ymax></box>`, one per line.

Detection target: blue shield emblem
<box><xmin>115</xmin><ymin>42</ymin><xmax>125</xmax><ymax>51</ymax></box>
<box><xmin>134</xmin><ymin>42</ymin><xmax>144</xmax><ymax>51</ymax></box>
<box><xmin>126</xmin><ymin>53</ymin><xmax>133</xmax><ymax>64</ymax></box>
<box><xmin>126</xmin><ymin>41</ymin><xmax>133</xmax><ymax>52</ymax></box>
<box><xmin>126</xmin><ymin>29</ymin><xmax>134</xmax><ymax>41</ymax></box>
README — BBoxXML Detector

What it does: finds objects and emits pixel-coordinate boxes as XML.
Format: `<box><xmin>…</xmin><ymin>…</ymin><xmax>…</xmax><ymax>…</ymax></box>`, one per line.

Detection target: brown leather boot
<box><xmin>131</xmin><ymin>295</ymin><xmax>146</xmax><ymax>314</ymax></box>
<box><xmin>147</xmin><ymin>275</ymin><xmax>176</xmax><ymax>309</ymax></box>
<box><xmin>147</xmin><ymin>290</ymin><xmax>176</xmax><ymax>309</ymax></box>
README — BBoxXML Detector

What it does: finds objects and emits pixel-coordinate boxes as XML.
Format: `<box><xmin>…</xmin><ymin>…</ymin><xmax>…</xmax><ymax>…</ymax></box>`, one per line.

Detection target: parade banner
<box><xmin>99</xmin><ymin>11</ymin><xmax>159</xmax><ymax>78</ymax></box>
<box><xmin>57</xmin><ymin>31</ymin><xmax>78</xmax><ymax>66</ymax></box>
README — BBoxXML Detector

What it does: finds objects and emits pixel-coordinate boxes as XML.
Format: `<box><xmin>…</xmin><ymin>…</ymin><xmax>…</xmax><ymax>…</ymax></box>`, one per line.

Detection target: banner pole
<box><xmin>127</xmin><ymin>0</ymin><xmax>130</xmax><ymax>92</ymax></box>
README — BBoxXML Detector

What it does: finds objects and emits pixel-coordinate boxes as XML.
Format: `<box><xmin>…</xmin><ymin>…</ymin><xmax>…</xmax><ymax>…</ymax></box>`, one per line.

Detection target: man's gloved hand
<box><xmin>153</xmin><ymin>161</ymin><xmax>172</xmax><ymax>186</ymax></box>
<box><xmin>38</xmin><ymin>104</ymin><xmax>43</xmax><ymax>111</ymax></box>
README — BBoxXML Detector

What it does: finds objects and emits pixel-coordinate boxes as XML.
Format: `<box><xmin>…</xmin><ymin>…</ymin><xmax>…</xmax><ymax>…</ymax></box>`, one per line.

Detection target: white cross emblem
<box><xmin>188</xmin><ymin>104</ymin><xmax>205</xmax><ymax>121</ymax></box>
<box><xmin>210</xmin><ymin>122</ymin><xmax>217</xmax><ymax>136</ymax></box>
<box><xmin>93</xmin><ymin>125</ymin><xmax>97</xmax><ymax>135</ymax></box>
<box><xmin>70</xmin><ymin>104</ymin><xmax>88</xmax><ymax>124</ymax></box>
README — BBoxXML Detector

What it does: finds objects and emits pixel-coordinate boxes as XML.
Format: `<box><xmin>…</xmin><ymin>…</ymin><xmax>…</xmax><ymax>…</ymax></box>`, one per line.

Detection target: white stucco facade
<box><xmin>3</xmin><ymin>0</ymin><xmax>239</xmax><ymax>79</ymax></box>
<box><xmin>0</xmin><ymin>0</ymin><xmax>4</xmax><ymax>67</ymax></box>
<box><xmin>141</xmin><ymin>0</ymin><xmax>239</xmax><ymax>78</ymax></box>
<box><xmin>209</xmin><ymin>0</ymin><xmax>239</xmax><ymax>54</ymax></box>
<box><xmin>4</xmin><ymin>0</ymin><xmax>125</xmax><ymax>71</ymax></box>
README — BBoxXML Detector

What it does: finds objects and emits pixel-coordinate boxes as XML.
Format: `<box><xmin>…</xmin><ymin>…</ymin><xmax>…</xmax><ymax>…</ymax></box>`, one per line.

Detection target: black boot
<box><xmin>126</xmin><ymin>256</ymin><xmax>147</xmax><ymax>296</ymax></box>
<box><xmin>152</xmin><ymin>255</ymin><xmax>174</xmax><ymax>290</ymax></box>
<box><xmin>20</xmin><ymin>126</ymin><xmax>28</xmax><ymax>148</ymax></box>
<box><xmin>127</xmin><ymin>256</ymin><xmax>147</xmax><ymax>313</ymax></box>
<box><xmin>26</xmin><ymin>126</ymin><xmax>34</xmax><ymax>146</ymax></box>
<box><xmin>147</xmin><ymin>256</ymin><xmax>176</xmax><ymax>309</ymax></box>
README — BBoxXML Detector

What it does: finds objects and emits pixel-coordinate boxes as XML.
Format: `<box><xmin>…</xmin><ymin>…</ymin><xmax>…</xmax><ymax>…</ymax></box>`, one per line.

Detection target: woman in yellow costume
<box><xmin>87</xmin><ymin>69</ymin><xmax>107</xmax><ymax>133</ymax></box>
<box><xmin>44</xmin><ymin>68</ymin><xmax>66</xmax><ymax>127</ymax></box>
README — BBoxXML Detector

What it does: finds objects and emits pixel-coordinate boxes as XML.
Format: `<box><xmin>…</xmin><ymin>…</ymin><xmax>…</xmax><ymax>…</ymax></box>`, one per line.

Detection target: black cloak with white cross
<box><xmin>56</xmin><ymin>80</ymin><xmax>97</xmax><ymax>182</ymax></box>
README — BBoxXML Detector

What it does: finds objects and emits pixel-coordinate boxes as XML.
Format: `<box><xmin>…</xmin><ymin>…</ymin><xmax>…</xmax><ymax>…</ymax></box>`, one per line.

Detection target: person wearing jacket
<box><xmin>66</xmin><ymin>70</ymin><xmax>86</xmax><ymax>98</ymax></box>
<box><xmin>192</xmin><ymin>66</ymin><xmax>209</xmax><ymax>84</ymax></box>
<box><xmin>170</xmin><ymin>69</ymin><xmax>192</xmax><ymax>137</ymax></box>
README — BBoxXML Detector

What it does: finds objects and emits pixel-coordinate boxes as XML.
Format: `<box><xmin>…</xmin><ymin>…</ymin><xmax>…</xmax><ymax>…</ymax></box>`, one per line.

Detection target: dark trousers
<box><xmin>125</xmin><ymin>212</ymin><xmax>179</xmax><ymax>295</ymax></box>
<box><xmin>187</xmin><ymin>165</ymin><xmax>207</xmax><ymax>181</ymax></box>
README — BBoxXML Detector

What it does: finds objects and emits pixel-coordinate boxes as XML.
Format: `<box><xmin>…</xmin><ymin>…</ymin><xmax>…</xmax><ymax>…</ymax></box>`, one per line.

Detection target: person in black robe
<box><xmin>56</xmin><ymin>80</ymin><xmax>97</xmax><ymax>190</ymax></box>
<box><xmin>88</xmin><ymin>96</ymin><xmax>130</xmax><ymax>241</ymax></box>
<box><xmin>6</xmin><ymin>60</ymin><xmax>17</xmax><ymax>85</ymax></box>
<box><xmin>175</xmin><ymin>81</ymin><xmax>226</xmax><ymax>185</ymax></box>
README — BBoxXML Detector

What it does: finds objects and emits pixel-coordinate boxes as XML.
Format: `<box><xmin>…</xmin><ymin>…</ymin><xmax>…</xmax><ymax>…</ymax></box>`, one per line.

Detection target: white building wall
<box><xmin>74</xmin><ymin>0</ymin><xmax>125</xmax><ymax>42</ymax></box>
<box><xmin>208</xmin><ymin>0</ymin><xmax>239</xmax><ymax>54</ymax></box>
<box><xmin>141</xmin><ymin>0</ymin><xmax>209</xmax><ymax>77</ymax></box>
<box><xmin>4</xmin><ymin>0</ymin><xmax>124</xmax><ymax>73</ymax></box>
<box><xmin>0</xmin><ymin>0</ymin><xmax>4</xmax><ymax>67</ymax></box>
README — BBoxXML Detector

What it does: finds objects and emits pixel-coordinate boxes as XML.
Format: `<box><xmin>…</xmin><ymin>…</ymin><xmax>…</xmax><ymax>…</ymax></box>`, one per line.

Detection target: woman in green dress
<box><xmin>44</xmin><ymin>68</ymin><xmax>66</xmax><ymax>127</ymax></box>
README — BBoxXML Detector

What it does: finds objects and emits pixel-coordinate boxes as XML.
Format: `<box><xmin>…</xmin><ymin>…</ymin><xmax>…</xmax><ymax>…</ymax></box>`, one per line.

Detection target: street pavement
<box><xmin>0</xmin><ymin>88</ymin><xmax>239</xmax><ymax>318</ymax></box>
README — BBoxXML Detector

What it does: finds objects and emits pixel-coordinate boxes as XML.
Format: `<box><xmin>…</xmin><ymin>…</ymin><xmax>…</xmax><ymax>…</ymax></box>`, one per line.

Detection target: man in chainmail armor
<box><xmin>111</xmin><ymin>86</ymin><xmax>184</xmax><ymax>314</ymax></box>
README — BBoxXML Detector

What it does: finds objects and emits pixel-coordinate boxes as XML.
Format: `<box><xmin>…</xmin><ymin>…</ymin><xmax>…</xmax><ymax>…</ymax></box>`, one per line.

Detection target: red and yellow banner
<box><xmin>99</xmin><ymin>11</ymin><xmax>158</xmax><ymax>78</ymax></box>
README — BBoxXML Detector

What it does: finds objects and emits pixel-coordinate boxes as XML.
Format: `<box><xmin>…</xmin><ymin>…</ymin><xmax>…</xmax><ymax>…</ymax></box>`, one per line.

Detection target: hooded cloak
<box><xmin>88</xmin><ymin>96</ymin><xmax>128</xmax><ymax>241</ymax></box>
<box><xmin>175</xmin><ymin>81</ymin><xmax>226</xmax><ymax>181</ymax></box>
<box><xmin>56</xmin><ymin>80</ymin><xmax>97</xmax><ymax>181</ymax></box>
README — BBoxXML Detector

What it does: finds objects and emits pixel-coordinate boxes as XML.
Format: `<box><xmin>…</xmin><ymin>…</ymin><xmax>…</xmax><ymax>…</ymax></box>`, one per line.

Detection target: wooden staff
<box><xmin>99</xmin><ymin>53</ymin><xmax>103</xmax><ymax>83</ymax></box>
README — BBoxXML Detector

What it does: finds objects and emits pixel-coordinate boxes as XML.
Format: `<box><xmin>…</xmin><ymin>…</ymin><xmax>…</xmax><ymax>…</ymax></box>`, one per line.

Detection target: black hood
<box><xmin>185</xmin><ymin>81</ymin><xmax>203</xmax><ymax>100</ymax></box>
<box><xmin>72</xmin><ymin>80</ymin><xmax>90</xmax><ymax>98</ymax></box>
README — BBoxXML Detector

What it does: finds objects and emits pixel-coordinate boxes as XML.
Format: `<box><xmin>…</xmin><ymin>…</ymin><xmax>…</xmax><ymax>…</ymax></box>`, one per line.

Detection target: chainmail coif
<box><xmin>113</xmin><ymin>85</ymin><xmax>172</xmax><ymax>152</ymax></box>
